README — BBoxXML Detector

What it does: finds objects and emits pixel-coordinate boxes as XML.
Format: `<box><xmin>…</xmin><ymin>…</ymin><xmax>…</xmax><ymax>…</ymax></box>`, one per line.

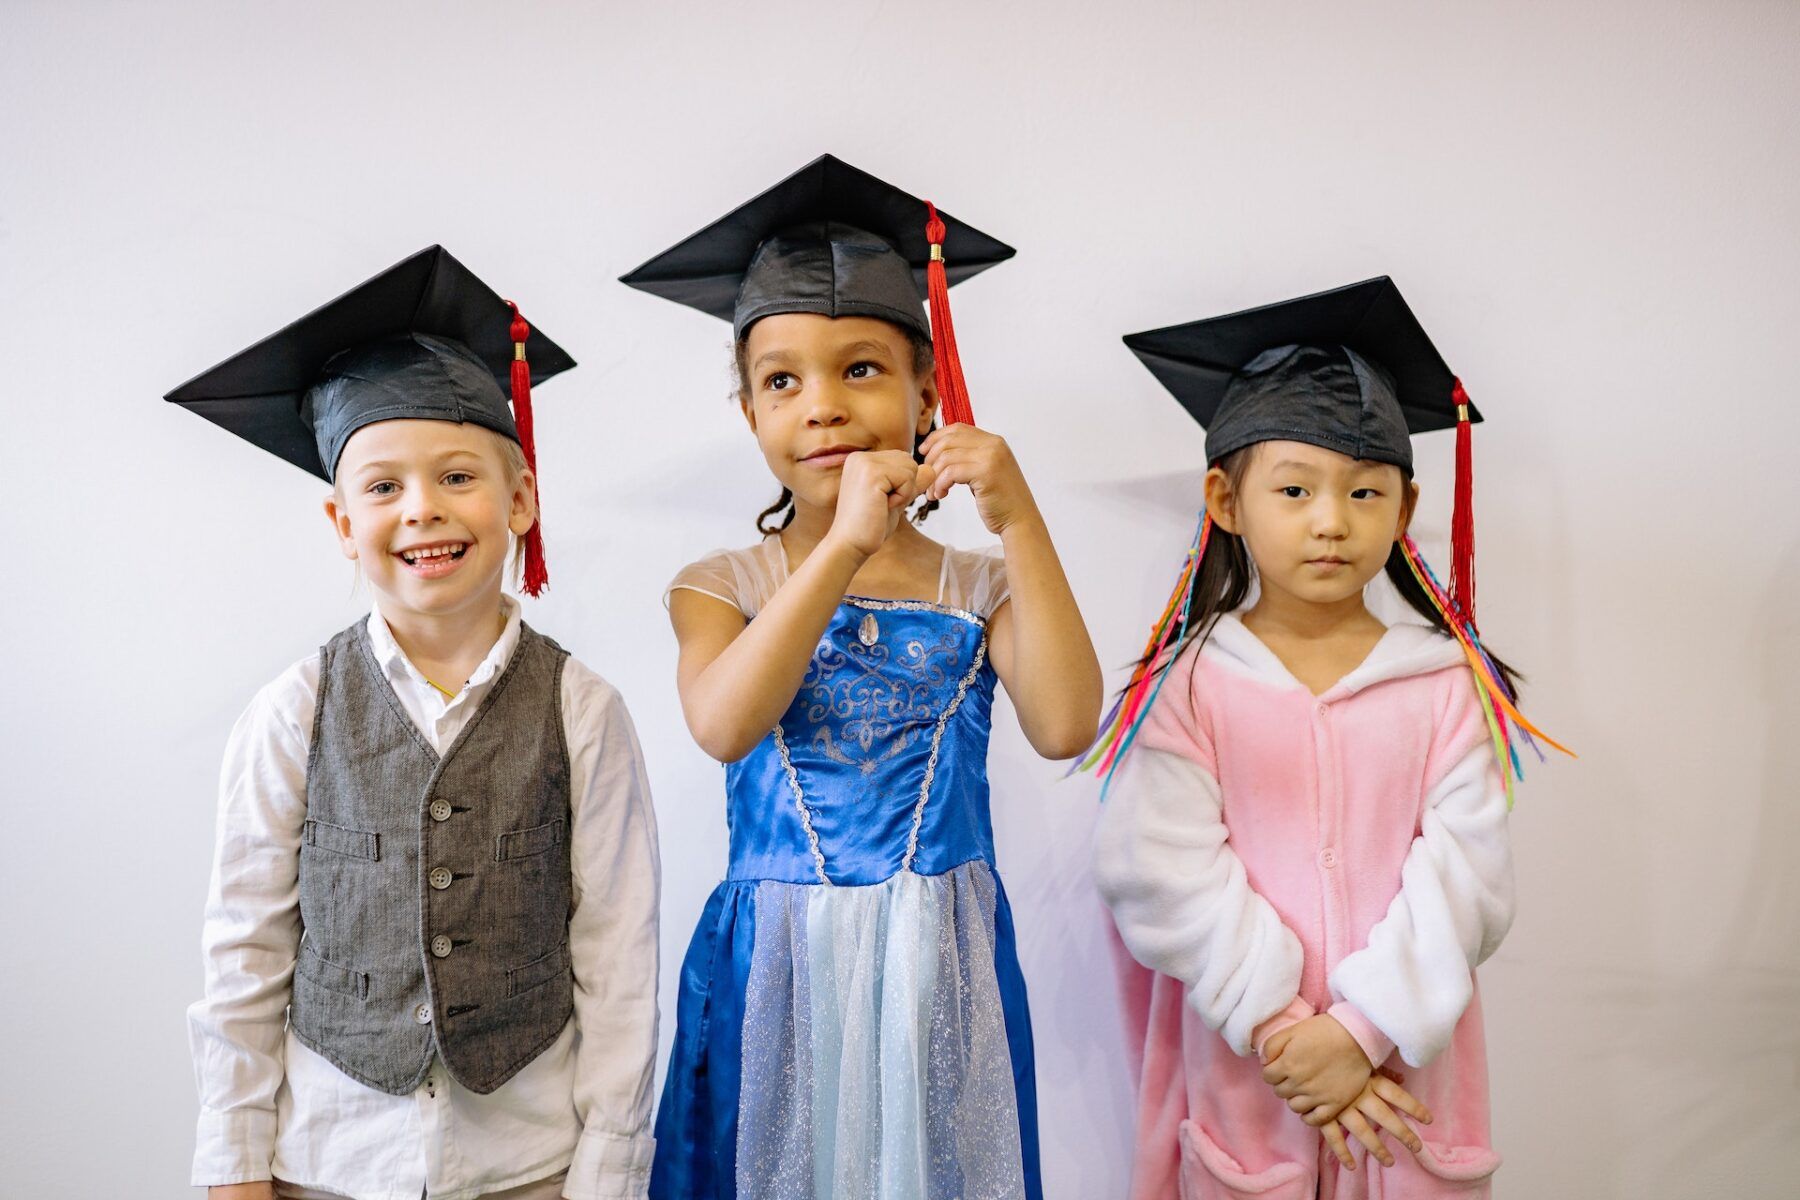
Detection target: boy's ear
<box><xmin>1203</xmin><ymin>465</ymin><xmax>1240</xmax><ymax>534</ymax></box>
<box><xmin>510</xmin><ymin>467</ymin><xmax>538</xmax><ymax>537</ymax></box>
<box><xmin>739</xmin><ymin>394</ymin><xmax>758</xmax><ymax>434</ymax></box>
<box><xmin>322</xmin><ymin>492</ymin><xmax>359</xmax><ymax>560</ymax></box>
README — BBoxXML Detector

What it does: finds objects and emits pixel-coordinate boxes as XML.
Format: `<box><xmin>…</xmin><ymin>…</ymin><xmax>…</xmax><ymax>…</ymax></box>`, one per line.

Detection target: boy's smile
<box><xmin>325</xmin><ymin>419</ymin><xmax>535</xmax><ymax>623</ymax></box>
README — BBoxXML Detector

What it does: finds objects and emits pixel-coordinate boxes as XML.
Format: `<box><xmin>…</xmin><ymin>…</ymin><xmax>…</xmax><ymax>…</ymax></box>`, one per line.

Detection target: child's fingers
<box><xmin>1303</xmin><ymin>1102</ymin><xmax>1340</xmax><ymax>1127</ymax></box>
<box><xmin>1355</xmin><ymin>1094</ymin><xmax>1423</xmax><ymax>1156</ymax></box>
<box><xmin>1370</xmin><ymin>1075</ymin><xmax>1433</xmax><ymax>1125</ymax></box>
<box><xmin>1321</xmin><ymin>1122</ymin><xmax>1356</xmax><ymax>1172</ymax></box>
<box><xmin>1260</xmin><ymin>1059</ymin><xmax>1292</xmax><ymax>1086</ymax></box>
<box><xmin>1341</xmin><ymin>1109</ymin><xmax>1394</xmax><ymax>1168</ymax></box>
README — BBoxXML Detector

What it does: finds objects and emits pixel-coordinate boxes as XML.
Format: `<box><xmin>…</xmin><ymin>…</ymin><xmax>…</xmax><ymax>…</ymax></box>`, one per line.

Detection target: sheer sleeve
<box><xmin>940</xmin><ymin>545</ymin><xmax>1010</xmax><ymax>619</ymax></box>
<box><xmin>663</xmin><ymin>537</ymin><xmax>788</xmax><ymax>618</ymax></box>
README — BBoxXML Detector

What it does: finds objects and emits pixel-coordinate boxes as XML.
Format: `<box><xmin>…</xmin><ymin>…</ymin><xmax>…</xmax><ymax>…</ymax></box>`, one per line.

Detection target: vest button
<box><xmin>428</xmin><ymin>867</ymin><xmax>453</xmax><ymax>890</ymax></box>
<box><xmin>413</xmin><ymin>1002</ymin><xmax>433</xmax><ymax>1025</ymax></box>
<box><xmin>431</xmin><ymin>935</ymin><xmax>453</xmax><ymax>958</ymax></box>
<box><xmin>429</xmin><ymin>800</ymin><xmax>452</xmax><ymax>822</ymax></box>
<box><xmin>1319</xmin><ymin>847</ymin><xmax>1339</xmax><ymax>869</ymax></box>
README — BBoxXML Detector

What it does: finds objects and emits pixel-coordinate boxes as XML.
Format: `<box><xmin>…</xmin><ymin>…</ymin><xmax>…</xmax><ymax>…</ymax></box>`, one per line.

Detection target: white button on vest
<box><xmin>1319</xmin><ymin>847</ymin><xmax>1339</xmax><ymax>869</ymax></box>
<box><xmin>413</xmin><ymin>1002</ymin><xmax>432</xmax><ymax>1025</ymax></box>
<box><xmin>428</xmin><ymin>867</ymin><xmax>453</xmax><ymax>890</ymax></box>
<box><xmin>431</xmin><ymin>935</ymin><xmax>453</xmax><ymax>958</ymax></box>
<box><xmin>429</xmin><ymin>800</ymin><xmax>452</xmax><ymax>822</ymax></box>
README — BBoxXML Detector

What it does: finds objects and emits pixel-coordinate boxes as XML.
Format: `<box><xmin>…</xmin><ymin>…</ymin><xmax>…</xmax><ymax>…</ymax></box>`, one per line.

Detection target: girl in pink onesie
<box><xmin>1088</xmin><ymin>278</ymin><xmax>1569</xmax><ymax>1199</ymax></box>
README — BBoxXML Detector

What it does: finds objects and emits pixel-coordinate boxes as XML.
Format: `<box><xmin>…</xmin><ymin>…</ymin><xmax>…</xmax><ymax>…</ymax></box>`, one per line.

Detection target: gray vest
<box><xmin>291</xmin><ymin>619</ymin><xmax>573</xmax><ymax>1096</ymax></box>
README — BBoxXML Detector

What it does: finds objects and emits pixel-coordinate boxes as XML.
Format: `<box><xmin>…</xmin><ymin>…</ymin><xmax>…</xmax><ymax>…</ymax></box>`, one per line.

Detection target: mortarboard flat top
<box><xmin>165</xmin><ymin>245</ymin><xmax>575</xmax><ymax>480</ymax></box>
<box><xmin>1123</xmin><ymin>276</ymin><xmax>1480</xmax><ymax>471</ymax></box>
<box><xmin>618</xmin><ymin>153</ymin><xmax>1014</xmax><ymax>339</ymax></box>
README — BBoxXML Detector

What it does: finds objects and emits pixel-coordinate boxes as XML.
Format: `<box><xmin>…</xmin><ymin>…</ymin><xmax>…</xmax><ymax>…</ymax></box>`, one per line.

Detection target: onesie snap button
<box><xmin>429</xmin><ymin>799</ymin><xmax>452</xmax><ymax>822</ymax></box>
<box><xmin>1316</xmin><ymin>701</ymin><xmax>1329</xmax><ymax>717</ymax></box>
<box><xmin>413</xmin><ymin>1002</ymin><xmax>433</xmax><ymax>1025</ymax></box>
<box><xmin>430</xmin><ymin>935</ymin><xmax>453</xmax><ymax>958</ymax></box>
<box><xmin>428</xmin><ymin>867</ymin><xmax>453</xmax><ymax>890</ymax></box>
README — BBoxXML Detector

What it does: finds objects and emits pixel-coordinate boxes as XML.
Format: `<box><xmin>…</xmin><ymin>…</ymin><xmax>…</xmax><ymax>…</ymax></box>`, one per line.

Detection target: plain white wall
<box><xmin>3</xmin><ymin>1</ymin><xmax>1796</xmax><ymax>1195</ymax></box>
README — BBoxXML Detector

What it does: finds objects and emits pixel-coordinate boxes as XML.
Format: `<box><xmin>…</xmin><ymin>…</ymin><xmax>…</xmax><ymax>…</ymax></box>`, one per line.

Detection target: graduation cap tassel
<box><xmin>507</xmin><ymin>302</ymin><xmax>549</xmax><ymax>597</ymax></box>
<box><xmin>923</xmin><ymin>202</ymin><xmax>976</xmax><ymax>428</ymax></box>
<box><xmin>1450</xmin><ymin>378</ymin><xmax>1475</xmax><ymax>622</ymax></box>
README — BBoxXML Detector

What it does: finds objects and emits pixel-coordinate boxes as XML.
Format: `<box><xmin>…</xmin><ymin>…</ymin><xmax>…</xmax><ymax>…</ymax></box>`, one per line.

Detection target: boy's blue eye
<box><xmin>368</xmin><ymin>481</ymin><xmax>398</xmax><ymax>496</ymax></box>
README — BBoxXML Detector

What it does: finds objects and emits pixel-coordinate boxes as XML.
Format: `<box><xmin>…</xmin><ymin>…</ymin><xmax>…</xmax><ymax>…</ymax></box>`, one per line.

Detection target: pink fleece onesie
<box><xmin>1094</xmin><ymin>613</ymin><xmax>1514</xmax><ymax>1200</ymax></box>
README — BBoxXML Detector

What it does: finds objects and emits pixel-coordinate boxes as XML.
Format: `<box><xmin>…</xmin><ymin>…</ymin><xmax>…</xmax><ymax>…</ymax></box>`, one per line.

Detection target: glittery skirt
<box><xmin>650</xmin><ymin>860</ymin><xmax>1042</xmax><ymax>1200</ymax></box>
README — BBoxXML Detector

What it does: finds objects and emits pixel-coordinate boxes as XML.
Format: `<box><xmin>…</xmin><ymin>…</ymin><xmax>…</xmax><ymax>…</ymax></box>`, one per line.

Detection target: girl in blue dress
<box><xmin>622</xmin><ymin>156</ymin><xmax>1103</xmax><ymax>1200</ymax></box>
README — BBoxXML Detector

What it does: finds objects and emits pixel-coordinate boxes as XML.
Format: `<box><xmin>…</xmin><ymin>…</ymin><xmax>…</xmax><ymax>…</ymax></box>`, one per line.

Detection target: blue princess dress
<box><xmin>651</xmin><ymin>536</ymin><xmax>1041</xmax><ymax>1200</ymax></box>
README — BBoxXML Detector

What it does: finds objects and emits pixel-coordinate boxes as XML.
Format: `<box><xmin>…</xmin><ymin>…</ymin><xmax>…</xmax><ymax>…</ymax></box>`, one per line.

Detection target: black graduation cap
<box><xmin>164</xmin><ymin>244</ymin><xmax>575</xmax><ymax>481</ymax></box>
<box><xmin>1125</xmin><ymin>276</ymin><xmax>1485</xmax><ymax>618</ymax></box>
<box><xmin>163</xmin><ymin>244</ymin><xmax>573</xmax><ymax>594</ymax></box>
<box><xmin>1122</xmin><ymin>276</ymin><xmax>1480</xmax><ymax>473</ymax></box>
<box><xmin>619</xmin><ymin>153</ymin><xmax>1012</xmax><ymax>425</ymax></box>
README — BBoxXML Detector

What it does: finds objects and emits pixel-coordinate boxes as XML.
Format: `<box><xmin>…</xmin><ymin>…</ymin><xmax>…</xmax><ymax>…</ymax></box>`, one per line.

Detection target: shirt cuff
<box><xmin>563</xmin><ymin>1127</ymin><xmax>655</xmax><ymax>1200</ymax></box>
<box><xmin>1326</xmin><ymin>1001</ymin><xmax>1397</xmax><ymax>1069</ymax></box>
<box><xmin>191</xmin><ymin>1106</ymin><xmax>277</xmax><ymax>1186</ymax></box>
<box><xmin>1251</xmin><ymin>997</ymin><xmax>1315</xmax><ymax>1060</ymax></box>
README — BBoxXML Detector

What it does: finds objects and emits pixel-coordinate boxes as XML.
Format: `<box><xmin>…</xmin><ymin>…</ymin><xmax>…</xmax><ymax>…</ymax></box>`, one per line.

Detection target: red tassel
<box><xmin>923</xmin><ymin>201</ymin><xmax>976</xmax><ymax>428</ymax></box>
<box><xmin>1449</xmin><ymin>378</ymin><xmax>1475</xmax><ymax>623</ymax></box>
<box><xmin>507</xmin><ymin>301</ymin><xmax>548</xmax><ymax>597</ymax></box>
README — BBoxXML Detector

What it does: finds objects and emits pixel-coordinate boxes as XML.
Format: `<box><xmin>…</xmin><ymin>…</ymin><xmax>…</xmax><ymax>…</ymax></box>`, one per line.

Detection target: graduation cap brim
<box><xmin>617</xmin><ymin>153</ymin><xmax>1015</xmax><ymax>321</ymax></box>
<box><xmin>164</xmin><ymin>245</ymin><xmax>576</xmax><ymax>478</ymax></box>
<box><xmin>1123</xmin><ymin>276</ymin><xmax>1480</xmax><ymax>438</ymax></box>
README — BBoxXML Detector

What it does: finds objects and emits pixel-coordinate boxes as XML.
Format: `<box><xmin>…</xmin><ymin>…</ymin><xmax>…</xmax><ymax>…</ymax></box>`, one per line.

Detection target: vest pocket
<box><xmin>296</xmin><ymin>941</ymin><xmax>370</xmax><ymax>1000</ymax></box>
<box><xmin>301</xmin><ymin>818</ymin><xmax>381</xmax><ymax>861</ymax></box>
<box><xmin>496</xmin><ymin>818</ymin><xmax>566</xmax><ymax>862</ymax></box>
<box><xmin>1413</xmin><ymin>1141</ymin><xmax>1501</xmax><ymax>1188</ymax></box>
<box><xmin>507</xmin><ymin>941</ymin><xmax>571</xmax><ymax>997</ymax></box>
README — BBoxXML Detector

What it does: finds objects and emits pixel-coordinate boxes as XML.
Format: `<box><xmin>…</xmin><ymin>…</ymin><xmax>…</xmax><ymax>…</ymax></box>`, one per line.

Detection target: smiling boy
<box><xmin>170</xmin><ymin>247</ymin><xmax>660</xmax><ymax>1200</ymax></box>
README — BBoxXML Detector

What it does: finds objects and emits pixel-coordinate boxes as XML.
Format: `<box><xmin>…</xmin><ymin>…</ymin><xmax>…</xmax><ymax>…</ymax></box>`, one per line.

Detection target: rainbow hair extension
<box><xmin>1399</xmin><ymin>535</ymin><xmax>1575</xmax><ymax>807</ymax></box>
<box><xmin>1075</xmin><ymin>510</ymin><xmax>1214</xmax><ymax>798</ymax></box>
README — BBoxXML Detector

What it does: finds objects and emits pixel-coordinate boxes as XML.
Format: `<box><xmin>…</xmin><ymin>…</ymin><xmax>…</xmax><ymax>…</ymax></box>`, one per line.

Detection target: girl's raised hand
<box><xmin>1319</xmin><ymin>1074</ymin><xmax>1433</xmax><ymax>1171</ymax></box>
<box><xmin>826</xmin><ymin>449</ymin><xmax>937</xmax><ymax>558</ymax></box>
<box><xmin>919</xmin><ymin>425</ymin><xmax>1037</xmax><ymax>535</ymax></box>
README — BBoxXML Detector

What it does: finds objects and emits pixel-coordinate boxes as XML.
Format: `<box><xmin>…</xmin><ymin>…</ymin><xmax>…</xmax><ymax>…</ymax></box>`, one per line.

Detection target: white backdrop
<box><xmin>3</xmin><ymin>2</ymin><xmax>1797</xmax><ymax>1196</ymax></box>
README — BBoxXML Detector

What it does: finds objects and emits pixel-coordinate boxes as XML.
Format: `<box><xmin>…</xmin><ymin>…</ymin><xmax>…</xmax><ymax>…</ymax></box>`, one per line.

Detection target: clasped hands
<box><xmin>1259</xmin><ymin>1014</ymin><xmax>1433</xmax><ymax>1171</ymax></box>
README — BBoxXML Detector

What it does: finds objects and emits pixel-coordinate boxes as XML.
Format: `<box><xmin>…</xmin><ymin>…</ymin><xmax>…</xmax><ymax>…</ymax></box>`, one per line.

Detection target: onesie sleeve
<box><xmin>562</xmin><ymin>661</ymin><xmax>661</xmax><ymax>1199</ymax></box>
<box><xmin>187</xmin><ymin>662</ymin><xmax>315</xmax><ymax>1186</ymax></box>
<box><xmin>1092</xmin><ymin>645</ymin><xmax>1307</xmax><ymax>1057</ymax></box>
<box><xmin>1326</xmin><ymin>673</ymin><xmax>1516</xmax><ymax>1068</ymax></box>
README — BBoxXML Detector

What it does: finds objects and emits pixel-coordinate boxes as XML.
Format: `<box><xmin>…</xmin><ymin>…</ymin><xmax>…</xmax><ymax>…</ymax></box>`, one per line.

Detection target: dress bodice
<box><xmin>724</xmin><ymin>597</ymin><xmax>997</xmax><ymax>886</ymax></box>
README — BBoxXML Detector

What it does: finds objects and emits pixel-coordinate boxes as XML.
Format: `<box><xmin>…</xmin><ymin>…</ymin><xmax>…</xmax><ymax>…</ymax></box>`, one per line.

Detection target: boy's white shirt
<box><xmin>189</xmin><ymin>596</ymin><xmax>661</xmax><ymax>1200</ymax></box>
<box><xmin>1092</xmin><ymin>613</ymin><xmax>1516</xmax><ymax>1069</ymax></box>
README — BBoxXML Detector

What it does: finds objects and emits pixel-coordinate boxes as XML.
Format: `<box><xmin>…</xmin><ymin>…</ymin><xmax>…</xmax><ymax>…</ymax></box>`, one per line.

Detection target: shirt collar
<box><xmin>365</xmin><ymin>595</ymin><xmax>524</xmax><ymax>697</ymax></box>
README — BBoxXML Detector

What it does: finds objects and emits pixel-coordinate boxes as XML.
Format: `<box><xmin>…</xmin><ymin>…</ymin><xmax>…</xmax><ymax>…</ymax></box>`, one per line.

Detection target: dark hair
<box><xmin>1130</xmin><ymin>444</ymin><xmax>1522</xmax><ymax>696</ymax></box>
<box><xmin>733</xmin><ymin>325</ymin><xmax>941</xmax><ymax>535</ymax></box>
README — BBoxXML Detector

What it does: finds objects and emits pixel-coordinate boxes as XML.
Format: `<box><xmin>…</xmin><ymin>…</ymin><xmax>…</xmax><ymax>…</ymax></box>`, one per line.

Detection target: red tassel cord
<box><xmin>1450</xmin><ymin>378</ymin><xmax>1475</xmax><ymax>623</ymax></box>
<box><xmin>507</xmin><ymin>302</ymin><xmax>548</xmax><ymax>597</ymax></box>
<box><xmin>924</xmin><ymin>201</ymin><xmax>976</xmax><ymax>428</ymax></box>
